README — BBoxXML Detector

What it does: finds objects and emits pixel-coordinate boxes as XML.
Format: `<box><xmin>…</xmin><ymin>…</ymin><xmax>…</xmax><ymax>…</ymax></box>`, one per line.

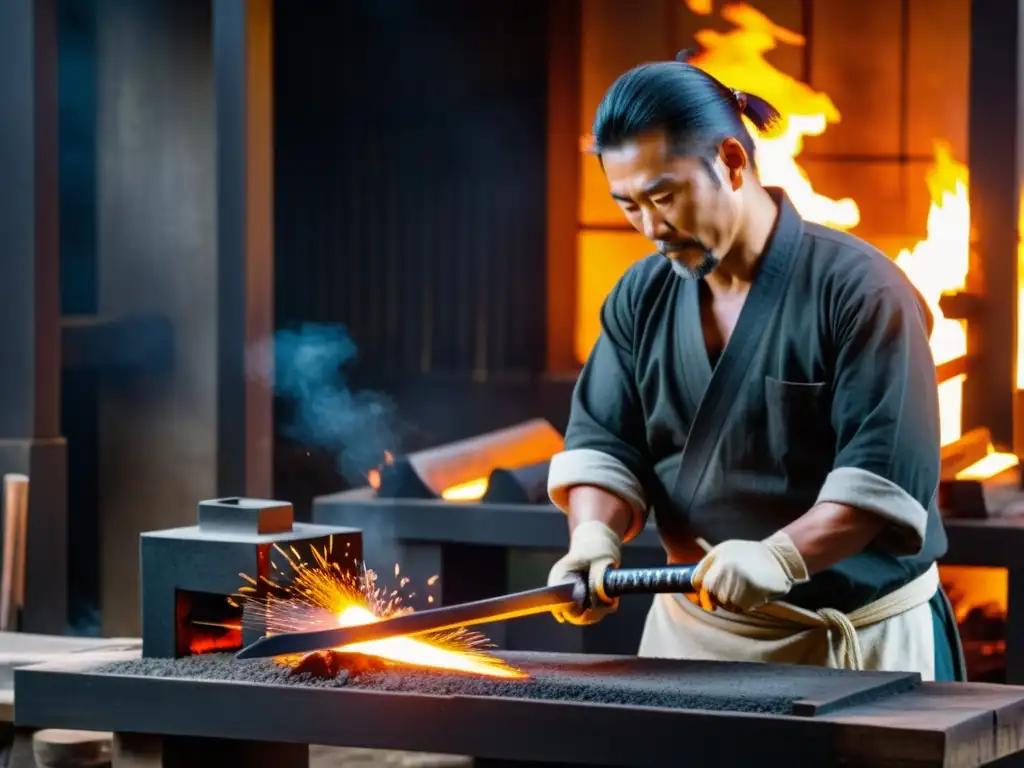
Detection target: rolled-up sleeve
<box><xmin>816</xmin><ymin>282</ymin><xmax>940</xmax><ymax>556</ymax></box>
<box><xmin>548</xmin><ymin>274</ymin><xmax>654</xmax><ymax>540</ymax></box>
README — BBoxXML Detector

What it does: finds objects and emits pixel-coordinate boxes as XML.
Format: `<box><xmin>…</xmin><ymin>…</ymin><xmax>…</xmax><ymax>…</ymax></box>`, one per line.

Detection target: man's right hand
<box><xmin>546</xmin><ymin>520</ymin><xmax>623</xmax><ymax>625</ymax></box>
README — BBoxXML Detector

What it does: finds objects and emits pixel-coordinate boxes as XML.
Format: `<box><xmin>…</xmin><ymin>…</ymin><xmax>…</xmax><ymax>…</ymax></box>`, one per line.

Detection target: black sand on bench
<box><xmin>96</xmin><ymin>651</ymin><xmax>918</xmax><ymax>716</ymax></box>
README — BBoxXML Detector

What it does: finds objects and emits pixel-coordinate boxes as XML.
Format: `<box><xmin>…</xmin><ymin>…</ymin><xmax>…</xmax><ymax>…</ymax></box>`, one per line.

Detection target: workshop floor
<box><xmin>310</xmin><ymin>746</ymin><xmax>469</xmax><ymax>767</ymax></box>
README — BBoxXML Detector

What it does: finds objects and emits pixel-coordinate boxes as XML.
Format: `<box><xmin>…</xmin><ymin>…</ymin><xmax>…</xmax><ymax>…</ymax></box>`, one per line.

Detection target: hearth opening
<box><xmin>175</xmin><ymin>589</ymin><xmax>243</xmax><ymax>658</ymax></box>
<box><xmin>941</xmin><ymin>566</ymin><xmax>1008</xmax><ymax>683</ymax></box>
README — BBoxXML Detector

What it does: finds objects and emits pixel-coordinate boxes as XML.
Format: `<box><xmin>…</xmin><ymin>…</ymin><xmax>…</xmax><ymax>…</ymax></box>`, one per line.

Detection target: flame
<box><xmin>684</xmin><ymin>3</ymin><xmax>859</xmax><ymax>229</ymax></box>
<box><xmin>236</xmin><ymin>540</ymin><xmax>526</xmax><ymax>679</ymax></box>
<box><xmin>891</xmin><ymin>144</ymin><xmax>1017</xmax><ymax>475</ymax></box>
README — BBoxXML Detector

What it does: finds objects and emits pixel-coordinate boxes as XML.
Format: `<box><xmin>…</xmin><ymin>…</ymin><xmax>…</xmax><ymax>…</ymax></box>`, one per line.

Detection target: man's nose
<box><xmin>641</xmin><ymin>208</ymin><xmax>673</xmax><ymax>241</ymax></box>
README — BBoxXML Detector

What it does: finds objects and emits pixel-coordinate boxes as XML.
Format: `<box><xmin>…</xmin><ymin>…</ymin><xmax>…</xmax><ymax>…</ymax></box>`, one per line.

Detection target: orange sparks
<box><xmin>234</xmin><ymin>540</ymin><xmax>526</xmax><ymax>679</ymax></box>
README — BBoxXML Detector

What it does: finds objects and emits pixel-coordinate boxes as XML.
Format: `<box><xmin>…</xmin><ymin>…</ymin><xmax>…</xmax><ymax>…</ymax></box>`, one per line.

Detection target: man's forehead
<box><xmin>604</xmin><ymin>155</ymin><xmax>704</xmax><ymax>198</ymax></box>
<box><xmin>604</xmin><ymin>135</ymin><xmax>704</xmax><ymax>171</ymax></box>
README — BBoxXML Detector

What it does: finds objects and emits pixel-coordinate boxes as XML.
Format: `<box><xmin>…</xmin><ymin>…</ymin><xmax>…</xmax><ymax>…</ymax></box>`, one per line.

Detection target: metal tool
<box><xmin>235</xmin><ymin>562</ymin><xmax>698</xmax><ymax>660</ymax></box>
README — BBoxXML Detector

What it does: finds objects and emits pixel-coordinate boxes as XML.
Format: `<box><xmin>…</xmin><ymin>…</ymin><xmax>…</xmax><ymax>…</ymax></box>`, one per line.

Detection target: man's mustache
<box><xmin>657</xmin><ymin>238</ymin><xmax>708</xmax><ymax>254</ymax></box>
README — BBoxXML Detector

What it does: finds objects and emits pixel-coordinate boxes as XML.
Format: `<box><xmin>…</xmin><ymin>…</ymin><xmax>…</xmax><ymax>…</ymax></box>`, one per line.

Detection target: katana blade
<box><xmin>235</xmin><ymin>581</ymin><xmax>581</xmax><ymax>660</ymax></box>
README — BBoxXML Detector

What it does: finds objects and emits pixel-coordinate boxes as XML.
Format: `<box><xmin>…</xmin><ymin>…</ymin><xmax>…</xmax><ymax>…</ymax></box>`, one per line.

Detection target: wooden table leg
<box><xmin>7</xmin><ymin>728</ymin><xmax>35</xmax><ymax>768</ymax></box>
<box><xmin>113</xmin><ymin>733</ymin><xmax>308</xmax><ymax>768</ymax></box>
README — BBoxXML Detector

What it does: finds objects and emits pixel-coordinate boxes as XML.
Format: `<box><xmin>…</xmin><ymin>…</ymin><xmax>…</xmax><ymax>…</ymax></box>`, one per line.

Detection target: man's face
<box><xmin>601</xmin><ymin>130</ymin><xmax>747</xmax><ymax>278</ymax></box>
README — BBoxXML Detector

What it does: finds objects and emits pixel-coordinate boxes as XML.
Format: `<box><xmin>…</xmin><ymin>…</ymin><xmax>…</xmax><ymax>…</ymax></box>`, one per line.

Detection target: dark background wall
<box><xmin>54</xmin><ymin>0</ymin><xmax>570</xmax><ymax>634</ymax></box>
<box><xmin>274</xmin><ymin>0</ymin><xmax>550</xmax><ymax>378</ymax></box>
<box><xmin>270</xmin><ymin>0</ymin><xmax>573</xmax><ymax>516</ymax></box>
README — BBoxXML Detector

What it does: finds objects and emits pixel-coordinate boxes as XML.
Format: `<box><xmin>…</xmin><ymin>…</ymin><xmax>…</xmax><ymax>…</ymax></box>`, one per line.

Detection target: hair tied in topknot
<box><xmin>732</xmin><ymin>89</ymin><xmax>748</xmax><ymax>112</ymax></box>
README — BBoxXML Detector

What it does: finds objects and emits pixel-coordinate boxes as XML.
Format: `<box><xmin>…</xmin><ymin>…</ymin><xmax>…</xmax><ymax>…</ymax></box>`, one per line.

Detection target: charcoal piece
<box><xmin>376</xmin><ymin>459</ymin><xmax>437</xmax><ymax>500</ymax></box>
<box><xmin>287</xmin><ymin>651</ymin><xmax>391</xmax><ymax>681</ymax></box>
<box><xmin>482</xmin><ymin>461</ymin><xmax>551</xmax><ymax>505</ymax></box>
<box><xmin>96</xmin><ymin>651</ymin><xmax>918</xmax><ymax>717</ymax></box>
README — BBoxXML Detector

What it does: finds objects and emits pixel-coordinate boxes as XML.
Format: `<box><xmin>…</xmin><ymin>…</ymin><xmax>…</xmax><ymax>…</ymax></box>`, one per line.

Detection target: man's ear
<box><xmin>718</xmin><ymin>137</ymin><xmax>748</xmax><ymax>191</ymax></box>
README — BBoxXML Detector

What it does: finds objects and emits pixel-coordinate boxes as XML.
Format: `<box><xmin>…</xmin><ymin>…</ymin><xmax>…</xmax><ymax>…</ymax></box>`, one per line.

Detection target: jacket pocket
<box><xmin>764</xmin><ymin>377</ymin><xmax>832</xmax><ymax>485</ymax></box>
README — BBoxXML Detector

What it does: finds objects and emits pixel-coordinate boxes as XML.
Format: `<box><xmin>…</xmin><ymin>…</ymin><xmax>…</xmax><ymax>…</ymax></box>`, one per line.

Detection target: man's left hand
<box><xmin>690</xmin><ymin>531</ymin><xmax>810</xmax><ymax>613</ymax></box>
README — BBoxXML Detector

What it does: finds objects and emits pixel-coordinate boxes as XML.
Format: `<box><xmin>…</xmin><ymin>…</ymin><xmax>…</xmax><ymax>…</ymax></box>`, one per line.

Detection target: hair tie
<box><xmin>732</xmin><ymin>89</ymin><xmax>748</xmax><ymax>111</ymax></box>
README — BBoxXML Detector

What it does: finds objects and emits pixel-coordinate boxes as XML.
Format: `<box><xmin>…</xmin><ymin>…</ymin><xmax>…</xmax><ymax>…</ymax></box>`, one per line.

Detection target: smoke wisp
<box><xmin>248</xmin><ymin>323</ymin><xmax>401</xmax><ymax>486</ymax></box>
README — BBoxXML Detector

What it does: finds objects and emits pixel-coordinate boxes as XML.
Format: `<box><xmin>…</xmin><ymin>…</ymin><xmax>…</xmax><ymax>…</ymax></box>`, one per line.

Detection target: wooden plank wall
<box><xmin>574</xmin><ymin>0</ymin><xmax>970</xmax><ymax>363</ymax></box>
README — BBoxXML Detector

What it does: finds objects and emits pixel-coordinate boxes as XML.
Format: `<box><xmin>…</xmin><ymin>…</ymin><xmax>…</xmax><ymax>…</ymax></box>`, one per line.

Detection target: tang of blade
<box><xmin>235</xmin><ymin>581</ymin><xmax>582</xmax><ymax>660</ymax></box>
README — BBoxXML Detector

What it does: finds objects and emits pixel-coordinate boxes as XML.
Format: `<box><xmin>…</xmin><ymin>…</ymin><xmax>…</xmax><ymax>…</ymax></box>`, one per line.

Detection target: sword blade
<box><xmin>235</xmin><ymin>581</ymin><xmax>579</xmax><ymax>660</ymax></box>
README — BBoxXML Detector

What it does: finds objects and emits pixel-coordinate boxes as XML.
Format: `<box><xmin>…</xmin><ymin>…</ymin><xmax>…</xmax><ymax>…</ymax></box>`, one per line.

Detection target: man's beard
<box><xmin>660</xmin><ymin>243</ymin><xmax>718</xmax><ymax>281</ymax></box>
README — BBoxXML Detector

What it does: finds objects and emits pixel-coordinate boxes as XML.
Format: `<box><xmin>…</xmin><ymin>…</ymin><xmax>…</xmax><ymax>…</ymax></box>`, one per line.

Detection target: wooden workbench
<box><xmin>13</xmin><ymin>648</ymin><xmax>1024</xmax><ymax>767</ymax></box>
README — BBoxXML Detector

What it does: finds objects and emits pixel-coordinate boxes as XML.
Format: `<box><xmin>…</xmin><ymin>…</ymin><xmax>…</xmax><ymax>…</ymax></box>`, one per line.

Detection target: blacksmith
<box><xmin>546</xmin><ymin>55</ymin><xmax>965</xmax><ymax>682</ymax></box>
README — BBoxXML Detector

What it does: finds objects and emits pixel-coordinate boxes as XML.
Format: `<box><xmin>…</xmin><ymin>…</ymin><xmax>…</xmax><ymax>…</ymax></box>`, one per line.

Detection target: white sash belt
<box><xmin>751</xmin><ymin>563</ymin><xmax>939</xmax><ymax>670</ymax></box>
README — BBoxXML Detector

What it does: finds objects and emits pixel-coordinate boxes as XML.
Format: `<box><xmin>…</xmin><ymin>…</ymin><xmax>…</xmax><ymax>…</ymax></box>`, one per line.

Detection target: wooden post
<box><xmin>0</xmin><ymin>0</ymin><xmax>68</xmax><ymax>634</ymax></box>
<box><xmin>964</xmin><ymin>0</ymin><xmax>1023</xmax><ymax>450</ymax></box>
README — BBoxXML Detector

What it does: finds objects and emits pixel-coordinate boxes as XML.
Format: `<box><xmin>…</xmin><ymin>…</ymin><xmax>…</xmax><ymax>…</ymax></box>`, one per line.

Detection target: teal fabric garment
<box><xmin>930</xmin><ymin>587</ymin><xmax>967</xmax><ymax>682</ymax></box>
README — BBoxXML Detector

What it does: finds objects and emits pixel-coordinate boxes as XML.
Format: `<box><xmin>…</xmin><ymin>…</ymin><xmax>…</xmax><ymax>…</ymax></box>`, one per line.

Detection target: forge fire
<box><xmin>229</xmin><ymin>538</ymin><xmax>526</xmax><ymax>680</ymax></box>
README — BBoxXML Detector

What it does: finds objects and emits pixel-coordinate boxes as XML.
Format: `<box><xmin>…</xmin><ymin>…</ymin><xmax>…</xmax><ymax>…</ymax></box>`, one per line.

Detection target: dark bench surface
<box><xmin>14</xmin><ymin>649</ymin><xmax>1024</xmax><ymax>766</ymax></box>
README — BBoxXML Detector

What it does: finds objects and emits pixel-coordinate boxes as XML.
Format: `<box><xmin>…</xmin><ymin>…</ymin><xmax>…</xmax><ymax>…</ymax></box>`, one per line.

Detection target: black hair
<box><xmin>591</xmin><ymin>50</ymin><xmax>782</xmax><ymax>170</ymax></box>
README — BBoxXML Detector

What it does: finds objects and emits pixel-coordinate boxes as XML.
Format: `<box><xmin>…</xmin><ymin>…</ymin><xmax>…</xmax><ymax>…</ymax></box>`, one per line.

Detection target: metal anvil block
<box><xmin>140</xmin><ymin>497</ymin><xmax>362</xmax><ymax>658</ymax></box>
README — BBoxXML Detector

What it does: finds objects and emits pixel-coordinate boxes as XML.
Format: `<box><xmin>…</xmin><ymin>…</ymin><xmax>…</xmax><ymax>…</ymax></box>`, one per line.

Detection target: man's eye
<box><xmin>652</xmin><ymin>195</ymin><xmax>673</xmax><ymax>207</ymax></box>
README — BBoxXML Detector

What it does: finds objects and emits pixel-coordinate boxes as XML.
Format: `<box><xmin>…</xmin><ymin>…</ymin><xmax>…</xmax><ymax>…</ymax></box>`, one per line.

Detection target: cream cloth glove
<box><xmin>690</xmin><ymin>531</ymin><xmax>810</xmax><ymax>613</ymax></box>
<box><xmin>547</xmin><ymin>520</ymin><xmax>622</xmax><ymax>625</ymax></box>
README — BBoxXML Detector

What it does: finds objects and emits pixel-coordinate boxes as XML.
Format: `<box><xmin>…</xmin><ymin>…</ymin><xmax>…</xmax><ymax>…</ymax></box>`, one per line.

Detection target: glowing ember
<box><xmin>234</xmin><ymin>540</ymin><xmax>526</xmax><ymax>679</ymax></box>
<box><xmin>441</xmin><ymin>477</ymin><xmax>488</xmax><ymax>501</ymax></box>
<box><xmin>367</xmin><ymin>451</ymin><xmax>393</xmax><ymax>490</ymax></box>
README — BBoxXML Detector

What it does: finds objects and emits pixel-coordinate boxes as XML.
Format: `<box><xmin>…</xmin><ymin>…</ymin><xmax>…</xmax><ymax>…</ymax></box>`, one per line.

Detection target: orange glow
<box><xmin>368</xmin><ymin>424</ymin><xmax>561</xmax><ymax>501</ymax></box>
<box><xmin>940</xmin><ymin>566</ymin><xmax>1008</xmax><ymax>623</ymax></box>
<box><xmin>237</xmin><ymin>541</ymin><xmax>525</xmax><ymax>679</ymax></box>
<box><xmin>441</xmin><ymin>477</ymin><xmax>489</xmax><ymax>501</ymax></box>
<box><xmin>188</xmin><ymin>628</ymin><xmax>242</xmax><ymax>655</ymax></box>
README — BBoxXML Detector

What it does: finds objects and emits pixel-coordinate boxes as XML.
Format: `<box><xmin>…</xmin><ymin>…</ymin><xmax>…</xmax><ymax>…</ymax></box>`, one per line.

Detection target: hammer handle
<box><xmin>601</xmin><ymin>564</ymin><xmax>698</xmax><ymax>597</ymax></box>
